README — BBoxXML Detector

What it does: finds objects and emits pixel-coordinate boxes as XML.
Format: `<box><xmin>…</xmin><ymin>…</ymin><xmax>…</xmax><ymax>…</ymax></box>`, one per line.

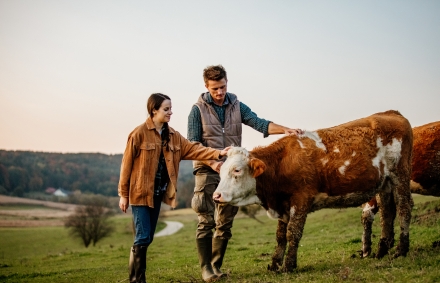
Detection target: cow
<box><xmin>361</xmin><ymin>121</ymin><xmax>440</xmax><ymax>258</ymax></box>
<box><xmin>213</xmin><ymin>110</ymin><xmax>413</xmax><ymax>272</ymax></box>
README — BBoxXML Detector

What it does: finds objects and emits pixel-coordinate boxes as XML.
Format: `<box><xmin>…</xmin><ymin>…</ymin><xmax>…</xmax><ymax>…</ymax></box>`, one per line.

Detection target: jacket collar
<box><xmin>202</xmin><ymin>92</ymin><xmax>233</xmax><ymax>106</ymax></box>
<box><xmin>145</xmin><ymin>117</ymin><xmax>175</xmax><ymax>134</ymax></box>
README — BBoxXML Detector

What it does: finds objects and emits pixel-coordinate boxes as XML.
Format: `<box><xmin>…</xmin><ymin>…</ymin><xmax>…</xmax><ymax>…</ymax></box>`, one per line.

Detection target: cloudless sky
<box><xmin>1</xmin><ymin>0</ymin><xmax>439</xmax><ymax>154</ymax></box>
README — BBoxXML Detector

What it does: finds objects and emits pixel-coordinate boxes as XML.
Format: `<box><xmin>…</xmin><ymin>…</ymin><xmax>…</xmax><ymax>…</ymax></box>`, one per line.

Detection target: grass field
<box><xmin>0</xmin><ymin>194</ymin><xmax>439</xmax><ymax>283</ymax></box>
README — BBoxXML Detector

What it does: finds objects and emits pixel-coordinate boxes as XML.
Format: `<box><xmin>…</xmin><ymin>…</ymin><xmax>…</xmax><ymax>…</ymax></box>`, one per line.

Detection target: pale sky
<box><xmin>1</xmin><ymin>1</ymin><xmax>439</xmax><ymax>154</ymax></box>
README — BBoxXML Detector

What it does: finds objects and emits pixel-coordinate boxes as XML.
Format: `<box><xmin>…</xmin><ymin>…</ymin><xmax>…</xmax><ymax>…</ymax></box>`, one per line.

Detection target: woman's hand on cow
<box><xmin>119</xmin><ymin>197</ymin><xmax>129</xmax><ymax>213</ymax></box>
<box><xmin>220</xmin><ymin>146</ymin><xmax>231</xmax><ymax>157</ymax></box>
<box><xmin>208</xmin><ymin>161</ymin><xmax>224</xmax><ymax>173</ymax></box>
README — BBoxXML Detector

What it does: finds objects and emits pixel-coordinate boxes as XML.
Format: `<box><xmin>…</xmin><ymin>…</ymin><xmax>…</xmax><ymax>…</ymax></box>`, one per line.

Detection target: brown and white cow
<box><xmin>361</xmin><ymin>121</ymin><xmax>440</xmax><ymax>258</ymax></box>
<box><xmin>213</xmin><ymin>110</ymin><xmax>413</xmax><ymax>272</ymax></box>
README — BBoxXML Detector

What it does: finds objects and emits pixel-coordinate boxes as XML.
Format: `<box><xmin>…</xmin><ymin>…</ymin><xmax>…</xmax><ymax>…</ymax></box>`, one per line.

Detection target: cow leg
<box><xmin>268</xmin><ymin>219</ymin><xmax>288</xmax><ymax>271</ymax></box>
<box><xmin>376</xmin><ymin>189</ymin><xmax>396</xmax><ymax>258</ymax></box>
<box><xmin>393</xmin><ymin>178</ymin><xmax>413</xmax><ymax>258</ymax></box>
<box><xmin>361</xmin><ymin>197</ymin><xmax>378</xmax><ymax>258</ymax></box>
<box><xmin>282</xmin><ymin>207</ymin><xmax>307</xmax><ymax>272</ymax></box>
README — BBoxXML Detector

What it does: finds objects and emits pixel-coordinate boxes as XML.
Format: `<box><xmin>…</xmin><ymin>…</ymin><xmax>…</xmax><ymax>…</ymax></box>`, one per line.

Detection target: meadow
<box><xmin>0</xmin><ymin>194</ymin><xmax>439</xmax><ymax>283</ymax></box>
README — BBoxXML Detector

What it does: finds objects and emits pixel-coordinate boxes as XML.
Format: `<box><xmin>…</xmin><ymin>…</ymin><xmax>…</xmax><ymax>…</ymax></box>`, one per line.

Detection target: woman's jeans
<box><xmin>132</xmin><ymin>194</ymin><xmax>163</xmax><ymax>246</ymax></box>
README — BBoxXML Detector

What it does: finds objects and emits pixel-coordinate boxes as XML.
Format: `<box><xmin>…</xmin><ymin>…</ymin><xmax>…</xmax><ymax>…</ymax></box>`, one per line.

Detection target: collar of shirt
<box><xmin>203</xmin><ymin>92</ymin><xmax>230</xmax><ymax>106</ymax></box>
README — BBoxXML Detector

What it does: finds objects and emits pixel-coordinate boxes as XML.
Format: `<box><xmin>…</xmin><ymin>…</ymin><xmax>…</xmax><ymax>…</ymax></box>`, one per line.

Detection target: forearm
<box><xmin>267</xmin><ymin>122</ymin><xmax>289</xmax><ymax>135</ymax></box>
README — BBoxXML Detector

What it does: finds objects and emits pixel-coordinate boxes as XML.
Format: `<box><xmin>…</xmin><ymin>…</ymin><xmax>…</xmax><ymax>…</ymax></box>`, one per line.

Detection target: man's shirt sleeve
<box><xmin>187</xmin><ymin>105</ymin><xmax>203</xmax><ymax>142</ymax></box>
<box><xmin>240</xmin><ymin>102</ymin><xmax>271</xmax><ymax>138</ymax></box>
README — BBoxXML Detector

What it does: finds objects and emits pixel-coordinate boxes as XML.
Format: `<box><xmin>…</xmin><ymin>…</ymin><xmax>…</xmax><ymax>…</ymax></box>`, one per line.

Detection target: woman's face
<box><xmin>152</xmin><ymin>99</ymin><xmax>172</xmax><ymax>123</ymax></box>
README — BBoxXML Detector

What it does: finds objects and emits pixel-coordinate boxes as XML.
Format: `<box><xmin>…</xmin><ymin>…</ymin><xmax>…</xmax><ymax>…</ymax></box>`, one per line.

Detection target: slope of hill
<box><xmin>0</xmin><ymin>150</ymin><xmax>195</xmax><ymax>208</ymax></box>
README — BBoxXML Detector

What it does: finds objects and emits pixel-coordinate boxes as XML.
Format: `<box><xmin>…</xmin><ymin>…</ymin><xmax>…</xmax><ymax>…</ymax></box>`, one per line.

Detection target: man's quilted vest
<box><xmin>193</xmin><ymin>93</ymin><xmax>242</xmax><ymax>172</ymax></box>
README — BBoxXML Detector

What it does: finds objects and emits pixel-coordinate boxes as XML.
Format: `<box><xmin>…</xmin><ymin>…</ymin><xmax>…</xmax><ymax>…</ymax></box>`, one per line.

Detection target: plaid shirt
<box><xmin>154</xmin><ymin>129</ymin><xmax>169</xmax><ymax>196</ymax></box>
<box><xmin>187</xmin><ymin>92</ymin><xmax>271</xmax><ymax>142</ymax></box>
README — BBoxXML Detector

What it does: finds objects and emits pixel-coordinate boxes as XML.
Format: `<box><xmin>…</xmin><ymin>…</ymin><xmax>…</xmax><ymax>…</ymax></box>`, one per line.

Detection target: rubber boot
<box><xmin>129</xmin><ymin>246</ymin><xmax>136</xmax><ymax>283</ymax></box>
<box><xmin>211</xmin><ymin>238</ymin><xmax>228</xmax><ymax>278</ymax></box>
<box><xmin>130</xmin><ymin>245</ymin><xmax>147</xmax><ymax>283</ymax></box>
<box><xmin>196</xmin><ymin>238</ymin><xmax>218</xmax><ymax>282</ymax></box>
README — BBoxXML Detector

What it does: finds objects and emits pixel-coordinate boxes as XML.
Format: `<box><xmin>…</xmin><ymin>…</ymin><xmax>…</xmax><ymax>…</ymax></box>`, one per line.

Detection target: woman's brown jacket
<box><xmin>118</xmin><ymin>117</ymin><xmax>222</xmax><ymax>208</ymax></box>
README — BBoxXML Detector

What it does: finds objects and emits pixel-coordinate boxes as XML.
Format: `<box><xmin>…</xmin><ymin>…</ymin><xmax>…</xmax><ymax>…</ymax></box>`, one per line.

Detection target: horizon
<box><xmin>1</xmin><ymin>1</ymin><xmax>439</xmax><ymax>154</ymax></box>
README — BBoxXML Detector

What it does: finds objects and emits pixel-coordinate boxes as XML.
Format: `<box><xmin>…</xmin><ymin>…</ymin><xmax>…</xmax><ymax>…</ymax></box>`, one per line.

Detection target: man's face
<box><xmin>205</xmin><ymin>78</ymin><xmax>227</xmax><ymax>105</ymax></box>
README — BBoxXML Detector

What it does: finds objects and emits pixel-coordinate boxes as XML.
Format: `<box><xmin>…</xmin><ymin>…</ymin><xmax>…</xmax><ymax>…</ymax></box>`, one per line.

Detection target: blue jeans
<box><xmin>132</xmin><ymin>194</ymin><xmax>163</xmax><ymax>246</ymax></box>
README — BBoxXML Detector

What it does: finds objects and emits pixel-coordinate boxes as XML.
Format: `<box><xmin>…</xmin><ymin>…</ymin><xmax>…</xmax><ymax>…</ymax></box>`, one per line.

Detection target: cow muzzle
<box><xmin>213</xmin><ymin>192</ymin><xmax>225</xmax><ymax>203</ymax></box>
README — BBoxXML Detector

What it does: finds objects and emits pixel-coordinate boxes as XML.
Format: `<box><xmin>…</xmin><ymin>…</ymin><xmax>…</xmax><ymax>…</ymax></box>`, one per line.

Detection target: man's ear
<box><xmin>249</xmin><ymin>158</ymin><xmax>266</xmax><ymax>178</ymax></box>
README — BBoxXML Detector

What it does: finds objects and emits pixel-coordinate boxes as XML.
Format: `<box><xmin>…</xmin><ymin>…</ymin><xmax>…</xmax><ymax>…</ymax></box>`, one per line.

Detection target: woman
<box><xmin>118</xmin><ymin>93</ymin><xmax>229</xmax><ymax>283</ymax></box>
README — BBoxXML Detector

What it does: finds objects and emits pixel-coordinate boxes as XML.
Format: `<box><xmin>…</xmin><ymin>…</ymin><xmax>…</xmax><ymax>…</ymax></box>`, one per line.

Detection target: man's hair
<box><xmin>203</xmin><ymin>65</ymin><xmax>227</xmax><ymax>84</ymax></box>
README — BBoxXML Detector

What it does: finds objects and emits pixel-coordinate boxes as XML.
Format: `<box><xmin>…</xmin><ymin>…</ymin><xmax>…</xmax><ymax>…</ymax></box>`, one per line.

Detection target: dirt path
<box><xmin>155</xmin><ymin>221</ymin><xmax>184</xmax><ymax>237</ymax></box>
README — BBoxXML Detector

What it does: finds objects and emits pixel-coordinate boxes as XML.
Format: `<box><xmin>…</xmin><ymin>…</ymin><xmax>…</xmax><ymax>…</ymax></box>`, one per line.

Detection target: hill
<box><xmin>0</xmin><ymin>150</ymin><xmax>195</xmax><ymax>208</ymax></box>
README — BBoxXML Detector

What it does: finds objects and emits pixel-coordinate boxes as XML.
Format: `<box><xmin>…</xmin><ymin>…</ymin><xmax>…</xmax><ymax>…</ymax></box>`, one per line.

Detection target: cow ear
<box><xmin>249</xmin><ymin>158</ymin><xmax>266</xmax><ymax>178</ymax></box>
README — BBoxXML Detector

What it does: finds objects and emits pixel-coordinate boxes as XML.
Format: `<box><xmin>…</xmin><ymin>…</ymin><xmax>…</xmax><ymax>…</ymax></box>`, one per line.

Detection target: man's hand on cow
<box><xmin>119</xmin><ymin>197</ymin><xmax>129</xmax><ymax>213</ymax></box>
<box><xmin>285</xmin><ymin>128</ymin><xmax>304</xmax><ymax>136</ymax></box>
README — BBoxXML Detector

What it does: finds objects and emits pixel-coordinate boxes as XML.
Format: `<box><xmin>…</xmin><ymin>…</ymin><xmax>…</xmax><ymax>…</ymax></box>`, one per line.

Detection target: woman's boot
<box><xmin>129</xmin><ymin>245</ymin><xmax>147</xmax><ymax>283</ymax></box>
<box><xmin>129</xmin><ymin>246</ymin><xmax>136</xmax><ymax>283</ymax></box>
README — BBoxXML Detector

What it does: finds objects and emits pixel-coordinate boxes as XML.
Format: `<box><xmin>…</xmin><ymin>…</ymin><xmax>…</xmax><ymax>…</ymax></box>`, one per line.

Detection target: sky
<box><xmin>1</xmin><ymin>0</ymin><xmax>439</xmax><ymax>154</ymax></box>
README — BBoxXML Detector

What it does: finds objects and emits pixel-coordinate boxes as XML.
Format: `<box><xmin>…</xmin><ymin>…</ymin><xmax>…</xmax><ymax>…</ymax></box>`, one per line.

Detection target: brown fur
<box><xmin>249</xmin><ymin>110</ymin><xmax>413</xmax><ymax>272</ymax></box>
<box><xmin>361</xmin><ymin>121</ymin><xmax>440</xmax><ymax>257</ymax></box>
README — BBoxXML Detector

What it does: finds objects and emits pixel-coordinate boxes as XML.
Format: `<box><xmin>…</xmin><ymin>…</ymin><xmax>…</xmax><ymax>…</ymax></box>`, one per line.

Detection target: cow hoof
<box><xmin>357</xmin><ymin>249</ymin><xmax>370</xmax><ymax>258</ymax></box>
<box><xmin>281</xmin><ymin>265</ymin><xmax>296</xmax><ymax>273</ymax></box>
<box><xmin>267</xmin><ymin>263</ymin><xmax>279</xmax><ymax>272</ymax></box>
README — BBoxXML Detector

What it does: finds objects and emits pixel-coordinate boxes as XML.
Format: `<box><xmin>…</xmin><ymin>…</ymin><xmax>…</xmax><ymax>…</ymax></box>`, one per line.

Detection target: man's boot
<box><xmin>129</xmin><ymin>245</ymin><xmax>147</xmax><ymax>283</ymax></box>
<box><xmin>196</xmin><ymin>238</ymin><xmax>218</xmax><ymax>282</ymax></box>
<box><xmin>211</xmin><ymin>238</ymin><xmax>228</xmax><ymax>278</ymax></box>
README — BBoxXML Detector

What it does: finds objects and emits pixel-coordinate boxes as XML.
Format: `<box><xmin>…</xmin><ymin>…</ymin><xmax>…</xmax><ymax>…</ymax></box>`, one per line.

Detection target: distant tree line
<box><xmin>0</xmin><ymin>150</ymin><xmax>196</xmax><ymax>208</ymax></box>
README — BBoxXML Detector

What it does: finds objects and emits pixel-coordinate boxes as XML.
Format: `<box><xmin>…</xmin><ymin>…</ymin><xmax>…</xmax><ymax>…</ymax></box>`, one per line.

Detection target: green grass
<box><xmin>0</xmin><ymin>195</ymin><xmax>439</xmax><ymax>282</ymax></box>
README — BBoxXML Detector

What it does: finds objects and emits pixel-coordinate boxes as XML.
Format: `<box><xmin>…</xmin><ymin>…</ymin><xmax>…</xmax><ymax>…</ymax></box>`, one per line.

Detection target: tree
<box><xmin>64</xmin><ymin>199</ymin><xmax>115</xmax><ymax>247</ymax></box>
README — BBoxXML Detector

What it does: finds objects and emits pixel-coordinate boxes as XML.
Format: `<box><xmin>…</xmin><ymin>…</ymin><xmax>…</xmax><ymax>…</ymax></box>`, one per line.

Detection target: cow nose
<box><xmin>213</xmin><ymin>192</ymin><xmax>221</xmax><ymax>202</ymax></box>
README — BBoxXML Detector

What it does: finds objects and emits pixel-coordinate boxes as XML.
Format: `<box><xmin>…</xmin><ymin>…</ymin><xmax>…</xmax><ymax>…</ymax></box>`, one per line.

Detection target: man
<box><xmin>187</xmin><ymin>65</ymin><xmax>302</xmax><ymax>282</ymax></box>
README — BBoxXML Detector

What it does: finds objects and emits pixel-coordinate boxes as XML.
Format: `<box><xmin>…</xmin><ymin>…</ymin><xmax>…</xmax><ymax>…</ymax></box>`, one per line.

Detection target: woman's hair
<box><xmin>147</xmin><ymin>93</ymin><xmax>171</xmax><ymax>150</ymax></box>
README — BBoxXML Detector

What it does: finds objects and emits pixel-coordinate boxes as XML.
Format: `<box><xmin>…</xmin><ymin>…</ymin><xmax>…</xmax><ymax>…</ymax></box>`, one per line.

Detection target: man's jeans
<box><xmin>132</xmin><ymin>194</ymin><xmax>163</xmax><ymax>246</ymax></box>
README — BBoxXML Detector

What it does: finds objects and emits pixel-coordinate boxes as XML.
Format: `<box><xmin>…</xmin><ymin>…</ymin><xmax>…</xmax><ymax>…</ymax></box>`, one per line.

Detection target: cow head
<box><xmin>213</xmin><ymin>147</ymin><xmax>266</xmax><ymax>206</ymax></box>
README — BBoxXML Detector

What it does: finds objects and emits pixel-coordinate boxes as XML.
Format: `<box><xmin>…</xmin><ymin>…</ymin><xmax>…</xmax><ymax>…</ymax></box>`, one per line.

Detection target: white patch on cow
<box><xmin>267</xmin><ymin>208</ymin><xmax>280</xmax><ymax>219</ymax></box>
<box><xmin>352</xmin><ymin>151</ymin><xmax>356</xmax><ymax>157</ymax></box>
<box><xmin>372</xmin><ymin>137</ymin><xmax>402</xmax><ymax>177</ymax></box>
<box><xmin>362</xmin><ymin>203</ymin><xmax>376</xmax><ymax>221</ymax></box>
<box><xmin>338</xmin><ymin>160</ymin><xmax>351</xmax><ymax>175</ymax></box>
<box><xmin>302</xmin><ymin>131</ymin><xmax>327</xmax><ymax>152</ymax></box>
<box><xmin>297</xmin><ymin>139</ymin><xmax>305</xmax><ymax>149</ymax></box>
<box><xmin>321</xmin><ymin>158</ymin><xmax>329</xmax><ymax>166</ymax></box>
<box><xmin>333</xmin><ymin>147</ymin><xmax>340</xmax><ymax>153</ymax></box>
<box><xmin>290</xmin><ymin>206</ymin><xmax>296</xmax><ymax>217</ymax></box>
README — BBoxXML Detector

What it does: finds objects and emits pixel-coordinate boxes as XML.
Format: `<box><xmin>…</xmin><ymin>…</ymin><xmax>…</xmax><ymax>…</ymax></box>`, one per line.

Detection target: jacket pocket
<box><xmin>191</xmin><ymin>174</ymin><xmax>217</xmax><ymax>214</ymax></box>
<box><xmin>191</xmin><ymin>186</ymin><xmax>208</xmax><ymax>214</ymax></box>
<box><xmin>137</xmin><ymin>142</ymin><xmax>156</xmax><ymax>194</ymax></box>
